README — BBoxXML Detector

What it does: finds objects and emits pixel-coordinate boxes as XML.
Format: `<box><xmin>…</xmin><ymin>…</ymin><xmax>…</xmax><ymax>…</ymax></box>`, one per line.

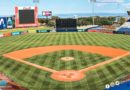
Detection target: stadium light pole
<box><xmin>90</xmin><ymin>0</ymin><xmax>123</xmax><ymax>25</ymax></box>
<box><xmin>33</xmin><ymin>0</ymin><xmax>39</xmax><ymax>6</ymax></box>
<box><xmin>92</xmin><ymin>1</ymin><xmax>95</xmax><ymax>25</ymax></box>
<box><xmin>90</xmin><ymin>0</ymin><xmax>96</xmax><ymax>25</ymax></box>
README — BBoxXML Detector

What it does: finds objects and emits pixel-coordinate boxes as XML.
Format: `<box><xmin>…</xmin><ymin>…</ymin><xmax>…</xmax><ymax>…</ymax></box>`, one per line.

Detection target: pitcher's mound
<box><xmin>60</xmin><ymin>57</ymin><xmax>74</xmax><ymax>61</ymax></box>
<box><xmin>50</xmin><ymin>70</ymin><xmax>85</xmax><ymax>82</ymax></box>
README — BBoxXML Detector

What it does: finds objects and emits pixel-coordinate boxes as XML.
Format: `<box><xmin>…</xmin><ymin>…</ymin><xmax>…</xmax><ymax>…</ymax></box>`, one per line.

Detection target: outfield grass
<box><xmin>0</xmin><ymin>32</ymin><xmax>130</xmax><ymax>90</ymax></box>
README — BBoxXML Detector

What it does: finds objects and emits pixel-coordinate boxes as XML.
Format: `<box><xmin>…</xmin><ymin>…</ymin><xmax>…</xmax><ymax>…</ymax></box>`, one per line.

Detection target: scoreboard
<box><xmin>56</xmin><ymin>19</ymin><xmax>77</xmax><ymax>29</ymax></box>
<box><xmin>56</xmin><ymin>19</ymin><xmax>77</xmax><ymax>32</ymax></box>
<box><xmin>15</xmin><ymin>6</ymin><xmax>38</xmax><ymax>28</ymax></box>
<box><xmin>19</xmin><ymin>10</ymin><xmax>35</xmax><ymax>24</ymax></box>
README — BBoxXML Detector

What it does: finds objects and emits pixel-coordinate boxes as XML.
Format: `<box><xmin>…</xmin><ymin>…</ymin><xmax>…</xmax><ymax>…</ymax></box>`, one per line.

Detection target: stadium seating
<box><xmin>106</xmin><ymin>80</ymin><xmax>130</xmax><ymax>90</ymax></box>
<box><xmin>116</xmin><ymin>19</ymin><xmax>130</xmax><ymax>34</ymax></box>
<box><xmin>115</xmin><ymin>28</ymin><xmax>130</xmax><ymax>34</ymax></box>
<box><xmin>0</xmin><ymin>80</ymin><xmax>7</xmax><ymax>86</ymax></box>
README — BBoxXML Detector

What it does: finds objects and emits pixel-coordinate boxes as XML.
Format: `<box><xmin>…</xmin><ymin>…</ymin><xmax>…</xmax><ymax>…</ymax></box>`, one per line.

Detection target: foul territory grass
<box><xmin>0</xmin><ymin>32</ymin><xmax>130</xmax><ymax>90</ymax></box>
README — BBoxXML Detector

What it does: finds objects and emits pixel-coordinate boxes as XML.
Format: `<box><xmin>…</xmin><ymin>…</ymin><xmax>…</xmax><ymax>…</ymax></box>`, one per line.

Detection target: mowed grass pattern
<box><xmin>0</xmin><ymin>32</ymin><xmax>130</xmax><ymax>90</ymax></box>
<box><xmin>26</xmin><ymin>50</ymin><xmax>110</xmax><ymax>70</ymax></box>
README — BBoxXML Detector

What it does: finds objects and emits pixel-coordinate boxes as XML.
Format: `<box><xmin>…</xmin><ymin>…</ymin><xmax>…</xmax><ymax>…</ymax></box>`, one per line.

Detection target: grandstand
<box><xmin>115</xmin><ymin>19</ymin><xmax>130</xmax><ymax>34</ymax></box>
<box><xmin>114</xmin><ymin>11</ymin><xmax>130</xmax><ymax>34</ymax></box>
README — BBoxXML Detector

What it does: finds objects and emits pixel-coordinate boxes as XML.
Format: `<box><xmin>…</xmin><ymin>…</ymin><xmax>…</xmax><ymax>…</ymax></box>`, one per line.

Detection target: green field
<box><xmin>26</xmin><ymin>50</ymin><xmax>110</xmax><ymax>70</ymax></box>
<box><xmin>0</xmin><ymin>32</ymin><xmax>130</xmax><ymax>90</ymax></box>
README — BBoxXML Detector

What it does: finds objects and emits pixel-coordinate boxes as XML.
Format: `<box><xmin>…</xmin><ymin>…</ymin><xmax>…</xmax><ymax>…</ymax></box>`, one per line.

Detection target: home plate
<box><xmin>50</xmin><ymin>70</ymin><xmax>85</xmax><ymax>82</ymax></box>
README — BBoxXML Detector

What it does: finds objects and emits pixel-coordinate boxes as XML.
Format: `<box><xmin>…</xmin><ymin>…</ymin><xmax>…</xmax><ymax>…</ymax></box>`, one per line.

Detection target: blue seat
<box><xmin>116</xmin><ymin>27</ymin><xmax>130</xmax><ymax>34</ymax></box>
<box><xmin>127</xmin><ymin>19</ymin><xmax>130</xmax><ymax>22</ymax></box>
<box><xmin>105</xmin><ymin>80</ymin><xmax>130</xmax><ymax>90</ymax></box>
<box><xmin>0</xmin><ymin>80</ymin><xmax>7</xmax><ymax>86</ymax></box>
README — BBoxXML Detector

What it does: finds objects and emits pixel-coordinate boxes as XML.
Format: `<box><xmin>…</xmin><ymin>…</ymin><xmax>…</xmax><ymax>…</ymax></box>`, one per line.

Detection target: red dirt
<box><xmin>3</xmin><ymin>45</ymin><xmax>130</xmax><ymax>82</ymax></box>
<box><xmin>51</xmin><ymin>70</ymin><xmax>85</xmax><ymax>82</ymax></box>
<box><xmin>3</xmin><ymin>45</ymin><xmax>128</xmax><ymax>59</ymax></box>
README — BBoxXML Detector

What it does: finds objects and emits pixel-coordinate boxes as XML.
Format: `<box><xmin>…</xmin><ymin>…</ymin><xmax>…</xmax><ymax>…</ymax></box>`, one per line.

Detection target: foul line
<box><xmin>3</xmin><ymin>54</ymin><xmax>58</xmax><ymax>73</ymax></box>
<box><xmin>79</xmin><ymin>52</ymin><xmax>130</xmax><ymax>72</ymax></box>
<box><xmin>3</xmin><ymin>52</ymin><xmax>130</xmax><ymax>74</ymax></box>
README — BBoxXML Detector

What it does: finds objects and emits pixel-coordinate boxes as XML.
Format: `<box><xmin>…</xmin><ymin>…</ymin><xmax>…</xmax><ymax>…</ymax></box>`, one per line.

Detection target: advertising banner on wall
<box><xmin>42</xmin><ymin>11</ymin><xmax>52</xmax><ymax>16</ymax></box>
<box><xmin>7</xmin><ymin>17</ymin><xmax>13</xmax><ymax>29</ymax></box>
<box><xmin>0</xmin><ymin>17</ymin><xmax>7</xmax><ymax>29</ymax></box>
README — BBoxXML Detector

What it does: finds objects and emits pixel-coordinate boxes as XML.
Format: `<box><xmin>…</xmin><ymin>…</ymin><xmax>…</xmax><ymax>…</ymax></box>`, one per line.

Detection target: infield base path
<box><xmin>3</xmin><ymin>45</ymin><xmax>130</xmax><ymax>82</ymax></box>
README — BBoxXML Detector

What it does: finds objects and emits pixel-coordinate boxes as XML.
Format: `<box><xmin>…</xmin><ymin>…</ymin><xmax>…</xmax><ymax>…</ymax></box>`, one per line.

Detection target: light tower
<box><xmin>90</xmin><ymin>0</ymin><xmax>122</xmax><ymax>25</ymax></box>
<box><xmin>33</xmin><ymin>0</ymin><xmax>39</xmax><ymax>6</ymax></box>
<box><xmin>90</xmin><ymin>0</ymin><xmax>96</xmax><ymax>25</ymax></box>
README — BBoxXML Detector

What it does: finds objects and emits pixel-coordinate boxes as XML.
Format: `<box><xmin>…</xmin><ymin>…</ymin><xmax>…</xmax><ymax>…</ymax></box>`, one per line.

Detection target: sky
<box><xmin>0</xmin><ymin>0</ymin><xmax>130</xmax><ymax>15</ymax></box>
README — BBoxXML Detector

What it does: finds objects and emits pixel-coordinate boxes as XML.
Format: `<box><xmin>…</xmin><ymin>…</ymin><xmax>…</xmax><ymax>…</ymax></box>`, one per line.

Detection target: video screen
<box><xmin>19</xmin><ymin>10</ymin><xmax>35</xmax><ymax>24</ymax></box>
<box><xmin>56</xmin><ymin>19</ymin><xmax>77</xmax><ymax>28</ymax></box>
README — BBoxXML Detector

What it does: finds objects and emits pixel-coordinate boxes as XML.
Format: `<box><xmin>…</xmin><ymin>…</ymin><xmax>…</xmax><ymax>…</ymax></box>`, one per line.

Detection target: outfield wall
<box><xmin>1</xmin><ymin>28</ymin><xmax>130</xmax><ymax>39</ymax></box>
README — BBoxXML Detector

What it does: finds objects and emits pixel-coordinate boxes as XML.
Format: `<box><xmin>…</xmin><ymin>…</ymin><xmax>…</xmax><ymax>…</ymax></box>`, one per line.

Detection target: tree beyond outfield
<box><xmin>38</xmin><ymin>16</ymin><xmax>126</xmax><ymax>26</ymax></box>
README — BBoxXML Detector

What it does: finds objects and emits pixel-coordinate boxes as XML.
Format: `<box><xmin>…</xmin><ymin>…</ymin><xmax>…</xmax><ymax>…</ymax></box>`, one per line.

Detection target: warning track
<box><xmin>3</xmin><ymin>45</ymin><xmax>128</xmax><ymax>59</ymax></box>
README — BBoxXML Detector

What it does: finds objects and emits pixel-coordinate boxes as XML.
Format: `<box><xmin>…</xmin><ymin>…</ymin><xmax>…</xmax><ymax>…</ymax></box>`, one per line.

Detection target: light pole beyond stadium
<box><xmin>90</xmin><ymin>0</ymin><xmax>122</xmax><ymax>25</ymax></box>
<box><xmin>33</xmin><ymin>0</ymin><xmax>39</xmax><ymax>6</ymax></box>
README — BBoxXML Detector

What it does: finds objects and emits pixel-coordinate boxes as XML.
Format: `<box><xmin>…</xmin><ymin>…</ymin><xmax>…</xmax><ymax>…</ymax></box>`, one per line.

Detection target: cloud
<box><xmin>123</xmin><ymin>3</ymin><xmax>130</xmax><ymax>10</ymax></box>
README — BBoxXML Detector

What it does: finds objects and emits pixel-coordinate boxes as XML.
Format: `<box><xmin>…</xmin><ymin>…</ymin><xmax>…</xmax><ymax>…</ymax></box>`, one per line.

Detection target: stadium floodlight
<box><xmin>90</xmin><ymin>0</ymin><xmax>96</xmax><ymax>2</ymax></box>
<box><xmin>33</xmin><ymin>0</ymin><xmax>39</xmax><ymax>6</ymax></box>
<box><xmin>90</xmin><ymin>0</ymin><xmax>123</xmax><ymax>25</ymax></box>
<box><xmin>90</xmin><ymin>0</ymin><xmax>96</xmax><ymax>25</ymax></box>
<box><xmin>33</xmin><ymin>0</ymin><xmax>39</xmax><ymax>3</ymax></box>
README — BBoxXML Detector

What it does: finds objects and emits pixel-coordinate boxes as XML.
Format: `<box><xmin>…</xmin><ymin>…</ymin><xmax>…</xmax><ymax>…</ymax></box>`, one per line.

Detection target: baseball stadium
<box><xmin>0</xmin><ymin>0</ymin><xmax>130</xmax><ymax>90</ymax></box>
